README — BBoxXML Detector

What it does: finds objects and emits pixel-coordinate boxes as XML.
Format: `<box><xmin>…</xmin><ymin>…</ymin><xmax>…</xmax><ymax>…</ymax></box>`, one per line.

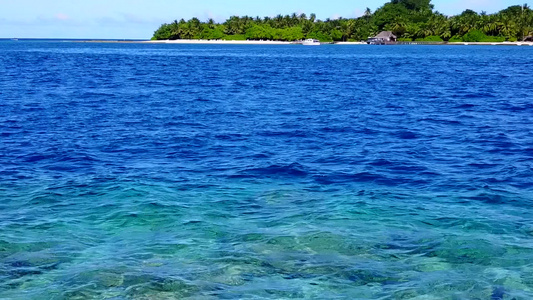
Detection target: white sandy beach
<box><xmin>81</xmin><ymin>39</ymin><xmax>533</xmax><ymax>46</ymax></box>
<box><xmin>143</xmin><ymin>39</ymin><xmax>294</xmax><ymax>45</ymax></box>
<box><xmin>144</xmin><ymin>40</ymin><xmax>533</xmax><ymax>46</ymax></box>
<box><xmin>447</xmin><ymin>42</ymin><xmax>533</xmax><ymax>46</ymax></box>
<box><xmin>143</xmin><ymin>40</ymin><xmax>370</xmax><ymax>45</ymax></box>
<box><xmin>334</xmin><ymin>42</ymin><xmax>367</xmax><ymax>45</ymax></box>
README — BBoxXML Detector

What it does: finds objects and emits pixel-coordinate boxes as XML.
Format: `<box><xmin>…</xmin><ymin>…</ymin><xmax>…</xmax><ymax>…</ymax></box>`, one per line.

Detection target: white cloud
<box><xmin>55</xmin><ymin>13</ymin><xmax>69</xmax><ymax>21</ymax></box>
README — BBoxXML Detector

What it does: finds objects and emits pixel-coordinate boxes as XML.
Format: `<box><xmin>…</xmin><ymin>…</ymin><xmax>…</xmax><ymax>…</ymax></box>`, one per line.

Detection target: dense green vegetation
<box><xmin>152</xmin><ymin>0</ymin><xmax>533</xmax><ymax>42</ymax></box>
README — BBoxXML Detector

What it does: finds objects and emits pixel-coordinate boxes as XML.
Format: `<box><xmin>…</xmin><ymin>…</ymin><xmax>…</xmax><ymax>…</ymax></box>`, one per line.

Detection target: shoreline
<box><xmin>447</xmin><ymin>42</ymin><xmax>533</xmax><ymax>46</ymax></box>
<box><xmin>77</xmin><ymin>39</ymin><xmax>533</xmax><ymax>46</ymax></box>
<box><xmin>143</xmin><ymin>39</ymin><xmax>295</xmax><ymax>45</ymax></box>
<box><xmin>144</xmin><ymin>40</ymin><xmax>533</xmax><ymax>46</ymax></box>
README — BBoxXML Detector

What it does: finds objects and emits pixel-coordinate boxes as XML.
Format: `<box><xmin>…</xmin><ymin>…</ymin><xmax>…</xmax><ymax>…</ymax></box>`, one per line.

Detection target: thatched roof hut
<box><xmin>374</xmin><ymin>31</ymin><xmax>397</xmax><ymax>41</ymax></box>
<box><xmin>367</xmin><ymin>31</ymin><xmax>397</xmax><ymax>44</ymax></box>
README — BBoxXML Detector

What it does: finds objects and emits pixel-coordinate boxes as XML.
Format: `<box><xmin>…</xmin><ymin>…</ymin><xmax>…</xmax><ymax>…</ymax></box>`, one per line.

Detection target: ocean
<box><xmin>1</xmin><ymin>41</ymin><xmax>532</xmax><ymax>299</ymax></box>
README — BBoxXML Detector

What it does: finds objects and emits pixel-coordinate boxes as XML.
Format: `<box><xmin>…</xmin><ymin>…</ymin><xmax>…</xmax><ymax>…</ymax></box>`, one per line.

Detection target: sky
<box><xmin>0</xmin><ymin>0</ymin><xmax>529</xmax><ymax>39</ymax></box>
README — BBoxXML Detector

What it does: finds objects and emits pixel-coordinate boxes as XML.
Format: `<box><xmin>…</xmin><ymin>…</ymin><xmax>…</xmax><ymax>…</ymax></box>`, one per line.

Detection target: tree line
<box><xmin>152</xmin><ymin>0</ymin><xmax>533</xmax><ymax>42</ymax></box>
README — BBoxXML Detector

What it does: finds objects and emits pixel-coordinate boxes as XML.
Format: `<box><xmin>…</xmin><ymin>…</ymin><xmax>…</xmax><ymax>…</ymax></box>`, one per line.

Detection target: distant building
<box><xmin>367</xmin><ymin>31</ymin><xmax>397</xmax><ymax>44</ymax></box>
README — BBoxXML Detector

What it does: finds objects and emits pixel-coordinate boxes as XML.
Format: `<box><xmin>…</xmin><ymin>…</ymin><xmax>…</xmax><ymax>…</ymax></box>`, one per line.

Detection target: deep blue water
<box><xmin>1</xmin><ymin>41</ymin><xmax>533</xmax><ymax>299</ymax></box>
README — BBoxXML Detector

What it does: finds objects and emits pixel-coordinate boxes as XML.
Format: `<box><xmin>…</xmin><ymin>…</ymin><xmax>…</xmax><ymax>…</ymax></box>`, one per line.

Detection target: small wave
<box><xmin>464</xmin><ymin>193</ymin><xmax>506</xmax><ymax>205</ymax></box>
<box><xmin>314</xmin><ymin>172</ymin><xmax>385</xmax><ymax>185</ymax></box>
<box><xmin>455</xmin><ymin>103</ymin><xmax>476</xmax><ymax>109</ymax></box>
<box><xmin>79</xmin><ymin>92</ymin><xmax>116</xmax><ymax>98</ymax></box>
<box><xmin>523</xmin><ymin>147</ymin><xmax>533</xmax><ymax>157</ymax></box>
<box><xmin>463</xmin><ymin>93</ymin><xmax>496</xmax><ymax>99</ymax></box>
<box><xmin>58</xmin><ymin>153</ymin><xmax>99</xmax><ymax>163</ymax></box>
<box><xmin>369</xmin><ymin>159</ymin><xmax>394</xmax><ymax>166</ymax></box>
<box><xmin>314</xmin><ymin>171</ymin><xmax>433</xmax><ymax>187</ymax></box>
<box><xmin>395</xmin><ymin>131</ymin><xmax>418</xmax><ymax>140</ymax></box>
<box><xmin>319</xmin><ymin>126</ymin><xmax>352</xmax><ymax>133</ymax></box>
<box><xmin>231</xmin><ymin>163</ymin><xmax>309</xmax><ymax>178</ymax></box>
<box><xmin>257</xmin><ymin>130</ymin><xmax>309</xmax><ymax>138</ymax></box>
<box><xmin>214</xmin><ymin>133</ymin><xmax>245</xmax><ymax>140</ymax></box>
<box><xmin>418</xmin><ymin>117</ymin><xmax>462</xmax><ymax>126</ymax></box>
<box><xmin>500</xmin><ymin>105</ymin><xmax>527</xmax><ymax>112</ymax></box>
<box><xmin>19</xmin><ymin>154</ymin><xmax>54</xmax><ymax>163</ymax></box>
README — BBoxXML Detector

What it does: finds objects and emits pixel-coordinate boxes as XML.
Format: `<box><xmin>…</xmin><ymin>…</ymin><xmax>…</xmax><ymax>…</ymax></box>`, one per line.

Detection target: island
<box><xmin>152</xmin><ymin>0</ymin><xmax>533</xmax><ymax>43</ymax></box>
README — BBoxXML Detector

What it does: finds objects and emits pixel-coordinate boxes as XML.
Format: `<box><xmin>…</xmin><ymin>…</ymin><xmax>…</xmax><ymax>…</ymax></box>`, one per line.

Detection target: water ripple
<box><xmin>0</xmin><ymin>42</ymin><xmax>532</xmax><ymax>299</ymax></box>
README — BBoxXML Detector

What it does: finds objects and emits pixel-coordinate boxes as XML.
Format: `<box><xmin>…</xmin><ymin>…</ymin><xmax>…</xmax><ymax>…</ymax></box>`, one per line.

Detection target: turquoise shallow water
<box><xmin>1</xmin><ymin>41</ymin><xmax>533</xmax><ymax>299</ymax></box>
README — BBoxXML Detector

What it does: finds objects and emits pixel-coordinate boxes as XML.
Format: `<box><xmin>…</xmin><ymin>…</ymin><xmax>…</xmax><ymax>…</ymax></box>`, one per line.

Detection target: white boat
<box><xmin>302</xmin><ymin>39</ymin><xmax>320</xmax><ymax>46</ymax></box>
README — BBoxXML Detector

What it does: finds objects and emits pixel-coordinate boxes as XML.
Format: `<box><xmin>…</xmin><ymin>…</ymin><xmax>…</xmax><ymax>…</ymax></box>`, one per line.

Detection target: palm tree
<box><xmin>169</xmin><ymin>20</ymin><xmax>180</xmax><ymax>39</ymax></box>
<box><xmin>291</xmin><ymin>13</ymin><xmax>299</xmax><ymax>26</ymax></box>
<box><xmin>207</xmin><ymin>18</ymin><xmax>216</xmax><ymax>29</ymax></box>
<box><xmin>338</xmin><ymin>21</ymin><xmax>349</xmax><ymax>41</ymax></box>
<box><xmin>426</xmin><ymin>14</ymin><xmax>450</xmax><ymax>38</ymax></box>
<box><xmin>388</xmin><ymin>15</ymin><xmax>408</xmax><ymax>36</ymax></box>
<box><xmin>224</xmin><ymin>16</ymin><xmax>245</xmax><ymax>35</ymax></box>
<box><xmin>519</xmin><ymin>4</ymin><xmax>531</xmax><ymax>40</ymax></box>
<box><xmin>525</xmin><ymin>6</ymin><xmax>533</xmax><ymax>38</ymax></box>
<box><xmin>283</xmin><ymin>15</ymin><xmax>292</xmax><ymax>27</ymax></box>
<box><xmin>302</xmin><ymin>20</ymin><xmax>313</xmax><ymax>35</ymax></box>
<box><xmin>364</xmin><ymin>8</ymin><xmax>372</xmax><ymax>18</ymax></box>
<box><xmin>450</xmin><ymin>11</ymin><xmax>479</xmax><ymax>36</ymax></box>
<box><xmin>483</xmin><ymin>15</ymin><xmax>502</xmax><ymax>36</ymax></box>
<box><xmin>499</xmin><ymin>14</ymin><xmax>519</xmax><ymax>38</ymax></box>
<box><xmin>414</xmin><ymin>23</ymin><xmax>433</xmax><ymax>38</ymax></box>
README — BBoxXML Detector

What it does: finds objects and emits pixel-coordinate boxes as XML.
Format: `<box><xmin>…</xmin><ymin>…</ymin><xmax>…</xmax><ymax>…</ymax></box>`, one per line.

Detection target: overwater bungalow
<box><xmin>367</xmin><ymin>31</ymin><xmax>397</xmax><ymax>45</ymax></box>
